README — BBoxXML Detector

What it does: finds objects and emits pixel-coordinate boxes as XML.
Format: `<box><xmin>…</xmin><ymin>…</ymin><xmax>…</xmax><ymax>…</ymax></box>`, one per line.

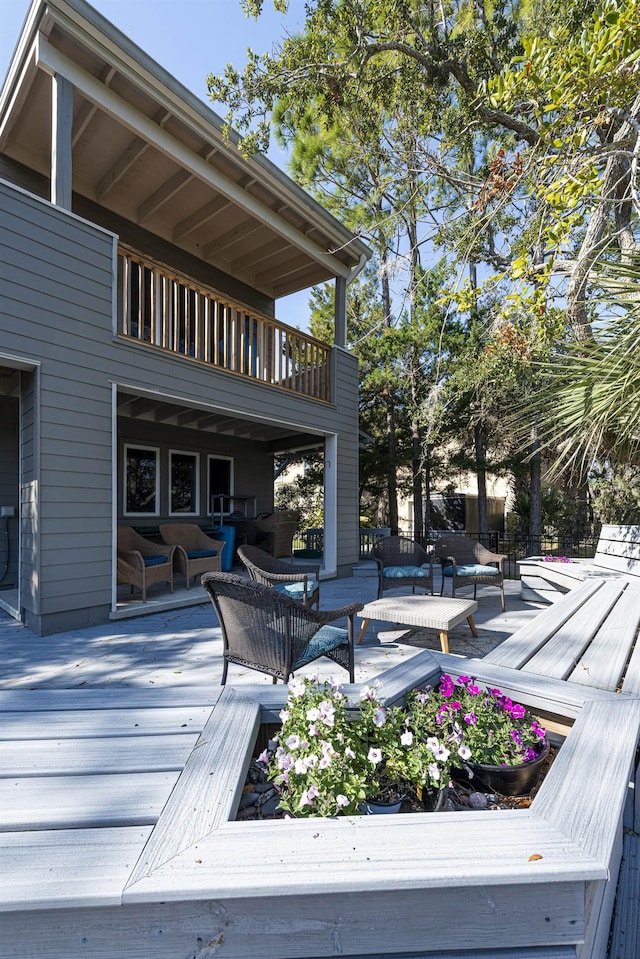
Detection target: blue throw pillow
<box><xmin>143</xmin><ymin>555</ymin><xmax>168</xmax><ymax>567</ymax></box>
<box><xmin>274</xmin><ymin>579</ymin><xmax>318</xmax><ymax>600</ymax></box>
<box><xmin>294</xmin><ymin>625</ymin><xmax>348</xmax><ymax>668</ymax></box>
<box><xmin>442</xmin><ymin>564</ymin><xmax>499</xmax><ymax>577</ymax></box>
<box><xmin>186</xmin><ymin>549</ymin><xmax>217</xmax><ymax>559</ymax></box>
<box><xmin>383</xmin><ymin>565</ymin><xmax>431</xmax><ymax>578</ymax></box>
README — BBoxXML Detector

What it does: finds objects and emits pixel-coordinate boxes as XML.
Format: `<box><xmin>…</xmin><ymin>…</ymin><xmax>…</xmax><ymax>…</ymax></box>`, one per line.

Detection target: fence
<box><xmin>295</xmin><ymin>527</ymin><xmax>599</xmax><ymax>575</ymax></box>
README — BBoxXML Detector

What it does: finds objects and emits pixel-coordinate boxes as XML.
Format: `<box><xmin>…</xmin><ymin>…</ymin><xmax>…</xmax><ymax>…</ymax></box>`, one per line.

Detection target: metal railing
<box><xmin>116</xmin><ymin>249</ymin><xmax>331</xmax><ymax>401</ymax></box>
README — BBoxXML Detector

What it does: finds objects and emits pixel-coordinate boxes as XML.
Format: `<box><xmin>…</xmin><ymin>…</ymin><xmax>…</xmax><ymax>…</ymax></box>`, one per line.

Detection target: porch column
<box><xmin>51</xmin><ymin>74</ymin><xmax>73</xmax><ymax>210</ymax></box>
<box><xmin>323</xmin><ymin>434</ymin><xmax>337</xmax><ymax>575</ymax></box>
<box><xmin>334</xmin><ymin>276</ymin><xmax>347</xmax><ymax>348</ymax></box>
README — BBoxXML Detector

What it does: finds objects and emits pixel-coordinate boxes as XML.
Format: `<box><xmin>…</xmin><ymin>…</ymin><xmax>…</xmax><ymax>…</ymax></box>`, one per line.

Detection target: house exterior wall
<box><xmin>1</xmin><ymin>176</ymin><xmax>361</xmax><ymax>631</ymax></box>
<box><xmin>1</xmin><ymin>179</ymin><xmax>115</xmax><ymax>633</ymax></box>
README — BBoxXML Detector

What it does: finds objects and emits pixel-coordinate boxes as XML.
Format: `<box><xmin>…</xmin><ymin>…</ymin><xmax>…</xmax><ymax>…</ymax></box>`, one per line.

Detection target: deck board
<box><xmin>0</xmin><ymin>770</ymin><xmax>182</xmax><ymax>830</ymax></box>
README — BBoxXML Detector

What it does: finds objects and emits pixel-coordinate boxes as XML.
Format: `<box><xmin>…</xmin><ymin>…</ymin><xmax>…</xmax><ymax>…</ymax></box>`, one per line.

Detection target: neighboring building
<box><xmin>0</xmin><ymin>0</ymin><xmax>370</xmax><ymax>634</ymax></box>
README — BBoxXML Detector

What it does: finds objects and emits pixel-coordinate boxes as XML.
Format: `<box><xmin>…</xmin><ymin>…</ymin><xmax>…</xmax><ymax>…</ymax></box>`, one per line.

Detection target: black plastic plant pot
<box><xmin>453</xmin><ymin>740</ymin><xmax>550</xmax><ymax>797</ymax></box>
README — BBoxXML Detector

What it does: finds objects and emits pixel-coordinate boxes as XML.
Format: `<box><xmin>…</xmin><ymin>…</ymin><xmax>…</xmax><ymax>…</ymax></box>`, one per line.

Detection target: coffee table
<box><xmin>357</xmin><ymin>595</ymin><xmax>478</xmax><ymax>654</ymax></box>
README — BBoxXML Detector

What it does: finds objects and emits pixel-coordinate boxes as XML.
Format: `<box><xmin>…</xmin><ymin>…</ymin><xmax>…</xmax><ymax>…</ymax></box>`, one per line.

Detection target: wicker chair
<box><xmin>202</xmin><ymin>571</ymin><xmax>363</xmax><ymax>684</ymax></box>
<box><xmin>435</xmin><ymin>535</ymin><xmax>507</xmax><ymax>611</ymax></box>
<box><xmin>371</xmin><ymin>535</ymin><xmax>435</xmax><ymax>600</ymax></box>
<box><xmin>254</xmin><ymin>510</ymin><xmax>300</xmax><ymax>557</ymax></box>
<box><xmin>159</xmin><ymin>524</ymin><xmax>224</xmax><ymax>588</ymax></box>
<box><xmin>117</xmin><ymin>526</ymin><xmax>175</xmax><ymax>602</ymax></box>
<box><xmin>237</xmin><ymin>544</ymin><xmax>320</xmax><ymax>608</ymax></box>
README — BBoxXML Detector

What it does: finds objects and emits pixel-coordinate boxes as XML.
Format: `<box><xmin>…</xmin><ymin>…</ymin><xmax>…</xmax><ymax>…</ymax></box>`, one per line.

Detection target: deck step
<box><xmin>608</xmin><ymin>830</ymin><xmax>640</xmax><ymax>959</ymax></box>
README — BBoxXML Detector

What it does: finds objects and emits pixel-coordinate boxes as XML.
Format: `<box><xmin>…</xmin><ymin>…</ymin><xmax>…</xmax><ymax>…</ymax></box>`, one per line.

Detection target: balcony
<box><xmin>116</xmin><ymin>250</ymin><xmax>331</xmax><ymax>402</ymax></box>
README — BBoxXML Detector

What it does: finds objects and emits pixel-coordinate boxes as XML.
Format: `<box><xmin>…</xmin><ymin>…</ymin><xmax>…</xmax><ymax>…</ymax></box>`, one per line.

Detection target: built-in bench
<box><xmin>519</xmin><ymin>523</ymin><xmax>640</xmax><ymax>603</ymax></box>
<box><xmin>484</xmin><ymin>563</ymin><xmax>640</xmax><ymax>959</ymax></box>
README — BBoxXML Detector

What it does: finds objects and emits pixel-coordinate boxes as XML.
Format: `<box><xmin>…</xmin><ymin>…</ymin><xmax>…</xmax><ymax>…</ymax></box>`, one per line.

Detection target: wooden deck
<box><xmin>1</xmin><ymin>650</ymin><xmax>639</xmax><ymax>959</ymax></box>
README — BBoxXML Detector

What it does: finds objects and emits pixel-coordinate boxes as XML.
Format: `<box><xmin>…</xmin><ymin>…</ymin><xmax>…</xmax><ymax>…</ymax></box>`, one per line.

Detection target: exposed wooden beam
<box><xmin>202</xmin><ymin>218</ymin><xmax>263</xmax><ymax>259</ymax></box>
<box><xmin>97</xmin><ymin>134</ymin><xmax>149</xmax><ymax>201</ymax></box>
<box><xmin>35</xmin><ymin>36</ymin><xmax>354</xmax><ymax>278</ymax></box>
<box><xmin>229</xmin><ymin>236</ymin><xmax>290</xmax><ymax>273</ymax></box>
<box><xmin>138</xmin><ymin>169</ymin><xmax>193</xmax><ymax>222</ymax></box>
<box><xmin>172</xmin><ymin>194</ymin><xmax>231</xmax><ymax>243</ymax></box>
<box><xmin>72</xmin><ymin>65</ymin><xmax>116</xmax><ymax>148</ymax></box>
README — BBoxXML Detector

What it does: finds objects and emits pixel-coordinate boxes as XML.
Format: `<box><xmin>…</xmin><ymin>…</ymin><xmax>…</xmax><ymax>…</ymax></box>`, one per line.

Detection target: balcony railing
<box><xmin>116</xmin><ymin>250</ymin><xmax>331</xmax><ymax>401</ymax></box>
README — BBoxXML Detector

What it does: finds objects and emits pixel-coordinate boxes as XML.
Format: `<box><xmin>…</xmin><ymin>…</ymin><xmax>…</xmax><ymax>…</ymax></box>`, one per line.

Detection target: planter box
<box><xmin>2</xmin><ymin>652</ymin><xmax>639</xmax><ymax>959</ymax></box>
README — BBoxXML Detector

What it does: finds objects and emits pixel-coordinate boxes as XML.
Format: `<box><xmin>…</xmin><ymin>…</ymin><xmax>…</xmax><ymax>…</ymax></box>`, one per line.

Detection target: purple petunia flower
<box><xmin>439</xmin><ymin>674</ymin><xmax>455</xmax><ymax>697</ymax></box>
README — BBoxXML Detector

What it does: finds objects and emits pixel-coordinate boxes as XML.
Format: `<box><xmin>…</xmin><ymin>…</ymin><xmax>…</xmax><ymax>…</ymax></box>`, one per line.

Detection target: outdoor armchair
<box><xmin>201</xmin><ymin>571</ymin><xmax>362</xmax><ymax>684</ymax></box>
<box><xmin>371</xmin><ymin>535</ymin><xmax>435</xmax><ymax>600</ymax></box>
<box><xmin>237</xmin><ymin>544</ymin><xmax>320</xmax><ymax>608</ymax></box>
<box><xmin>435</xmin><ymin>534</ymin><xmax>507</xmax><ymax>611</ymax></box>
<box><xmin>117</xmin><ymin>526</ymin><xmax>175</xmax><ymax>602</ymax></box>
<box><xmin>159</xmin><ymin>524</ymin><xmax>223</xmax><ymax>588</ymax></box>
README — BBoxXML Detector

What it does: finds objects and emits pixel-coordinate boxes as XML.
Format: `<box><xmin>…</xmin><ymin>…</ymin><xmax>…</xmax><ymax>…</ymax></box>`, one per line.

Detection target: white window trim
<box><xmin>123</xmin><ymin>444</ymin><xmax>160</xmax><ymax>517</ymax></box>
<box><xmin>169</xmin><ymin>449</ymin><xmax>200</xmax><ymax>517</ymax></box>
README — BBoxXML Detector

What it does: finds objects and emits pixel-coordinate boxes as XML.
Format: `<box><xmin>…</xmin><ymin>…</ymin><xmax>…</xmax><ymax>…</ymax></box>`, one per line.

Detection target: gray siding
<box><xmin>0</xmin><ymin>176</ymin><xmax>361</xmax><ymax>632</ymax></box>
<box><xmin>0</xmin><ymin>397</ymin><xmax>19</xmax><ymax>588</ymax></box>
<box><xmin>1</xmin><ymin>181</ymin><xmax>114</xmax><ymax>633</ymax></box>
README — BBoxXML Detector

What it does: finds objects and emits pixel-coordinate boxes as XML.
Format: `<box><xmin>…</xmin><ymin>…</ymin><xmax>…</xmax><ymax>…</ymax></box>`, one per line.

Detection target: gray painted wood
<box><xmin>607</xmin><ymin>831</ymin><xmax>640</xmax><ymax>959</ymax></box>
<box><xmin>523</xmin><ymin>582</ymin><xmax>625</xmax><ymax>681</ymax></box>
<box><xmin>127</xmin><ymin>688</ymin><xmax>260</xmax><ymax>884</ymax></box>
<box><xmin>0</xmin><ymin>889</ymin><xmax>585</xmax><ymax>958</ymax></box>
<box><xmin>484</xmin><ymin>579</ymin><xmax>606</xmax><ymax>670</ymax></box>
<box><xmin>567</xmin><ymin>587</ymin><xmax>640</xmax><ymax>690</ymax></box>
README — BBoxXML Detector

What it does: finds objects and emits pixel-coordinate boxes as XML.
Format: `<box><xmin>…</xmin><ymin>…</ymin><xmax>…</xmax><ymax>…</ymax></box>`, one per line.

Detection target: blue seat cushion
<box><xmin>274</xmin><ymin>579</ymin><xmax>318</xmax><ymax>600</ymax></box>
<box><xmin>186</xmin><ymin>549</ymin><xmax>217</xmax><ymax>559</ymax></box>
<box><xmin>383</xmin><ymin>565</ymin><xmax>431</xmax><ymax>578</ymax></box>
<box><xmin>143</xmin><ymin>555</ymin><xmax>169</xmax><ymax>567</ymax></box>
<box><xmin>294</xmin><ymin>624</ymin><xmax>348</xmax><ymax>668</ymax></box>
<box><xmin>442</xmin><ymin>564</ymin><xmax>499</xmax><ymax>577</ymax></box>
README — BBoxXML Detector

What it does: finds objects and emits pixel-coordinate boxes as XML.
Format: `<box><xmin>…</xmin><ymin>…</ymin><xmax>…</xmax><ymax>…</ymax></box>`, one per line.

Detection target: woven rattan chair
<box><xmin>159</xmin><ymin>524</ymin><xmax>224</xmax><ymax>588</ymax></box>
<box><xmin>237</xmin><ymin>544</ymin><xmax>320</xmax><ymax>608</ymax></box>
<box><xmin>435</xmin><ymin>534</ymin><xmax>507</xmax><ymax>611</ymax></box>
<box><xmin>254</xmin><ymin>510</ymin><xmax>300</xmax><ymax>557</ymax></box>
<box><xmin>117</xmin><ymin>526</ymin><xmax>175</xmax><ymax>602</ymax></box>
<box><xmin>202</xmin><ymin>571</ymin><xmax>363</xmax><ymax>684</ymax></box>
<box><xmin>371</xmin><ymin>535</ymin><xmax>434</xmax><ymax>600</ymax></box>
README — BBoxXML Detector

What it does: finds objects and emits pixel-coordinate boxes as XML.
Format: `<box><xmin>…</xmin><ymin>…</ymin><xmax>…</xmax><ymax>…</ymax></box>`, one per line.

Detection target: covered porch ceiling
<box><xmin>0</xmin><ymin>0</ymin><xmax>370</xmax><ymax>300</ymax></box>
<box><xmin>116</xmin><ymin>387</ymin><xmax>324</xmax><ymax>455</ymax></box>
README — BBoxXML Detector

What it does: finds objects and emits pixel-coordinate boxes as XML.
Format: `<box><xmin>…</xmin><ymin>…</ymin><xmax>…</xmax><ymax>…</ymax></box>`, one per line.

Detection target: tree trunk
<box><xmin>412</xmin><ymin>423</ymin><xmax>424</xmax><ymax>541</ymax></box>
<box><xmin>529</xmin><ymin>428</ymin><xmax>542</xmax><ymax>556</ymax></box>
<box><xmin>474</xmin><ymin>423</ymin><xmax>488</xmax><ymax>540</ymax></box>
<box><xmin>380</xmin><ymin>251</ymin><xmax>399</xmax><ymax>534</ymax></box>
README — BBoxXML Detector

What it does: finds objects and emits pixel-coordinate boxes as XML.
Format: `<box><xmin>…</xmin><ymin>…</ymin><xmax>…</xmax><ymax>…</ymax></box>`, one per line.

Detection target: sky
<box><xmin>0</xmin><ymin>0</ymin><xmax>317</xmax><ymax>330</ymax></box>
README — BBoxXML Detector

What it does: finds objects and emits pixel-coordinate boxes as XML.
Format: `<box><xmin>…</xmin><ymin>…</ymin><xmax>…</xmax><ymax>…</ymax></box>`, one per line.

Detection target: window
<box><xmin>208</xmin><ymin>455</ymin><xmax>234</xmax><ymax>519</ymax></box>
<box><xmin>170</xmin><ymin>451</ymin><xmax>199</xmax><ymax>515</ymax></box>
<box><xmin>124</xmin><ymin>445</ymin><xmax>159</xmax><ymax>515</ymax></box>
